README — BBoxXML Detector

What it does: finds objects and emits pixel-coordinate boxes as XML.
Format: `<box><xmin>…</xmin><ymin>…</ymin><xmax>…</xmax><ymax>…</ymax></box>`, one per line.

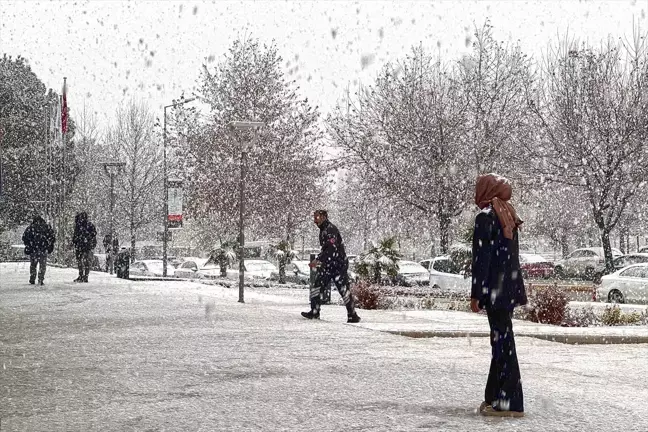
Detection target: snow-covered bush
<box><xmin>352</xmin><ymin>280</ymin><xmax>383</xmax><ymax>310</ymax></box>
<box><xmin>526</xmin><ymin>285</ymin><xmax>569</xmax><ymax>325</ymax></box>
<box><xmin>601</xmin><ymin>306</ymin><xmax>642</xmax><ymax>326</ymax></box>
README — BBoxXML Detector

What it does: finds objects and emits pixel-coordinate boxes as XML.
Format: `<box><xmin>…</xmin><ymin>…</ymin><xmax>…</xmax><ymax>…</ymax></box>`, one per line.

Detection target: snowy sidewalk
<box><xmin>1</xmin><ymin>262</ymin><xmax>648</xmax><ymax>431</ymax></box>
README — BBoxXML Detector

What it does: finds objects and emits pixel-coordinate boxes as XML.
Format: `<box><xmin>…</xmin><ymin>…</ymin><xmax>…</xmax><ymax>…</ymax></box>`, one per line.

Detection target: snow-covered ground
<box><xmin>1</xmin><ymin>262</ymin><xmax>647</xmax><ymax>431</ymax></box>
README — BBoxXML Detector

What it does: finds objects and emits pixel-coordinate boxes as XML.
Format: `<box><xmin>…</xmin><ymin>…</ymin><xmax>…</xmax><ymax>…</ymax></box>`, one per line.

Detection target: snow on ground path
<box><xmin>1</xmin><ymin>263</ymin><xmax>647</xmax><ymax>431</ymax></box>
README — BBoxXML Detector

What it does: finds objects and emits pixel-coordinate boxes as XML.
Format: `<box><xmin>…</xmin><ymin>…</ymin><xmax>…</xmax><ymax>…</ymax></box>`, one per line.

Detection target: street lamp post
<box><xmin>228</xmin><ymin>120</ymin><xmax>264</xmax><ymax>303</ymax></box>
<box><xmin>163</xmin><ymin>97</ymin><xmax>195</xmax><ymax>277</ymax></box>
<box><xmin>102</xmin><ymin>161</ymin><xmax>126</xmax><ymax>245</ymax></box>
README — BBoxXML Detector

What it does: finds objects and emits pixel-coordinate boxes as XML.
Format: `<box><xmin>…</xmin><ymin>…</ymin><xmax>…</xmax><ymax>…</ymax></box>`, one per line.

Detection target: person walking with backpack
<box><xmin>470</xmin><ymin>173</ymin><xmax>527</xmax><ymax>418</ymax></box>
<box><xmin>22</xmin><ymin>214</ymin><xmax>56</xmax><ymax>285</ymax></box>
<box><xmin>72</xmin><ymin>211</ymin><xmax>97</xmax><ymax>283</ymax></box>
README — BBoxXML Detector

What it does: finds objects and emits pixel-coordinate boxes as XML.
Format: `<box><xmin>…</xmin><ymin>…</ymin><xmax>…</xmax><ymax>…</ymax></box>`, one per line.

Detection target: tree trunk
<box><xmin>279</xmin><ymin>259</ymin><xmax>286</xmax><ymax>284</ymax></box>
<box><xmin>130</xmin><ymin>213</ymin><xmax>136</xmax><ymax>262</ymax></box>
<box><xmin>619</xmin><ymin>228</ymin><xmax>626</xmax><ymax>254</ymax></box>
<box><xmin>600</xmin><ymin>229</ymin><xmax>614</xmax><ymax>273</ymax></box>
<box><xmin>438</xmin><ymin>213</ymin><xmax>451</xmax><ymax>254</ymax></box>
<box><xmin>560</xmin><ymin>233</ymin><xmax>569</xmax><ymax>259</ymax></box>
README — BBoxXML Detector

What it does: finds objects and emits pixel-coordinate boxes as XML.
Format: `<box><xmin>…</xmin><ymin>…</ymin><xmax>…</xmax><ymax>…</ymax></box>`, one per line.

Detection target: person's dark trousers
<box><xmin>29</xmin><ymin>252</ymin><xmax>48</xmax><ymax>284</ymax></box>
<box><xmin>309</xmin><ymin>264</ymin><xmax>356</xmax><ymax>315</ymax></box>
<box><xmin>485</xmin><ymin>308</ymin><xmax>524</xmax><ymax>412</ymax></box>
<box><xmin>76</xmin><ymin>250</ymin><xmax>93</xmax><ymax>281</ymax></box>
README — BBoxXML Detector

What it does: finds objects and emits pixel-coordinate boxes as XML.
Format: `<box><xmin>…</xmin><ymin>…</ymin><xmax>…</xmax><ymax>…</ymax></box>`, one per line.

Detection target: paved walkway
<box><xmin>1</xmin><ymin>263</ymin><xmax>647</xmax><ymax>431</ymax></box>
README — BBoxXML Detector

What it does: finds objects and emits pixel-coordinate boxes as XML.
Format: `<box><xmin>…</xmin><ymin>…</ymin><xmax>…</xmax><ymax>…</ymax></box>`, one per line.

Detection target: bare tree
<box><xmin>183</xmin><ymin>38</ymin><xmax>325</xmax><ymax>245</ymax></box>
<box><xmin>458</xmin><ymin>21</ymin><xmax>533</xmax><ymax>174</ymax></box>
<box><xmin>68</xmin><ymin>104</ymin><xmax>107</xmax><ymax>220</ymax></box>
<box><xmin>328</xmin><ymin>46</ymin><xmax>470</xmax><ymax>253</ymax></box>
<box><xmin>106</xmin><ymin>101</ymin><xmax>163</xmax><ymax>258</ymax></box>
<box><xmin>524</xmin><ymin>33</ymin><xmax>648</xmax><ymax>270</ymax></box>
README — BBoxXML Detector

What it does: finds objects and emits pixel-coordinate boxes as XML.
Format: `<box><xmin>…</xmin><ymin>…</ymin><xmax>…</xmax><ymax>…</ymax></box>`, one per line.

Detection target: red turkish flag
<box><xmin>61</xmin><ymin>79</ymin><xmax>68</xmax><ymax>135</ymax></box>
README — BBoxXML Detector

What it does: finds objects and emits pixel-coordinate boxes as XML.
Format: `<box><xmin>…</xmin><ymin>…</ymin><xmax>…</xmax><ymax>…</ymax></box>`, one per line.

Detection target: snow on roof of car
<box><xmin>520</xmin><ymin>254</ymin><xmax>551</xmax><ymax>263</ymax></box>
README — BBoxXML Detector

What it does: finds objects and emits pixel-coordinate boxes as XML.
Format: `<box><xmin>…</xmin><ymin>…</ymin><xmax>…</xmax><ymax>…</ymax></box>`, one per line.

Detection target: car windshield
<box><xmin>399</xmin><ymin>262</ymin><xmax>427</xmax><ymax>273</ymax></box>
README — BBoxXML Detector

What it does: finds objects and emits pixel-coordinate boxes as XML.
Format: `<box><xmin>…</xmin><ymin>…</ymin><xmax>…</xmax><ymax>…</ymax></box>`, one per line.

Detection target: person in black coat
<box><xmin>301</xmin><ymin>210</ymin><xmax>361</xmax><ymax>323</ymax></box>
<box><xmin>471</xmin><ymin>173</ymin><xmax>527</xmax><ymax>418</ymax></box>
<box><xmin>72</xmin><ymin>211</ymin><xmax>97</xmax><ymax>282</ymax></box>
<box><xmin>22</xmin><ymin>215</ymin><xmax>56</xmax><ymax>285</ymax></box>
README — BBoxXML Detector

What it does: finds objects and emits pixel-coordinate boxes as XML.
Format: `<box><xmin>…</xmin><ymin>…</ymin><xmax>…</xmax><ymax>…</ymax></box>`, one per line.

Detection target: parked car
<box><xmin>554</xmin><ymin>247</ymin><xmax>623</xmax><ymax>280</ymax></box>
<box><xmin>638</xmin><ymin>246</ymin><xmax>648</xmax><ymax>253</ymax></box>
<box><xmin>388</xmin><ymin>260</ymin><xmax>430</xmax><ymax>287</ymax></box>
<box><xmin>597</xmin><ymin>263</ymin><xmax>648</xmax><ymax>304</ymax></box>
<box><xmin>428</xmin><ymin>255</ymin><xmax>470</xmax><ymax>295</ymax></box>
<box><xmin>199</xmin><ymin>259</ymin><xmax>277</xmax><ymax>281</ymax></box>
<box><xmin>419</xmin><ymin>258</ymin><xmax>433</xmax><ymax>271</ymax></box>
<box><xmin>174</xmin><ymin>257</ymin><xmax>209</xmax><ymax>279</ymax></box>
<box><xmin>269</xmin><ymin>260</ymin><xmax>311</xmax><ymax>285</ymax></box>
<box><xmin>612</xmin><ymin>253</ymin><xmax>648</xmax><ymax>271</ymax></box>
<box><xmin>519</xmin><ymin>253</ymin><xmax>554</xmax><ymax>279</ymax></box>
<box><xmin>0</xmin><ymin>244</ymin><xmax>28</xmax><ymax>262</ymax></box>
<box><xmin>130</xmin><ymin>259</ymin><xmax>175</xmax><ymax>277</ymax></box>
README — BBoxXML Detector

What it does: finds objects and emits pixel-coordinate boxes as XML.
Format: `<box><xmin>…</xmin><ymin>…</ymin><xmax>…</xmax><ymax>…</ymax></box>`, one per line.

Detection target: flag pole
<box><xmin>60</xmin><ymin>77</ymin><xmax>68</xmax><ymax>264</ymax></box>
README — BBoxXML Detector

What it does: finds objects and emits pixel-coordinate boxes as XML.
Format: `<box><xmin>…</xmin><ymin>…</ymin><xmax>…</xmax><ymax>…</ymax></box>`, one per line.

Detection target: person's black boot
<box><xmin>38</xmin><ymin>280</ymin><xmax>44</xmax><ymax>286</ymax></box>
<box><xmin>347</xmin><ymin>312</ymin><xmax>361</xmax><ymax>323</ymax></box>
<box><xmin>29</xmin><ymin>279</ymin><xmax>35</xmax><ymax>285</ymax></box>
<box><xmin>301</xmin><ymin>310</ymin><xmax>320</xmax><ymax>320</ymax></box>
<box><xmin>73</xmin><ymin>277</ymin><xmax>83</xmax><ymax>283</ymax></box>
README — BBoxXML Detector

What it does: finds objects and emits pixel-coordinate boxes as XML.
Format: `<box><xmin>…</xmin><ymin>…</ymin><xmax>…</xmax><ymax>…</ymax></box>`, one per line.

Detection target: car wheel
<box><xmin>432</xmin><ymin>284</ymin><xmax>440</xmax><ymax>290</ymax></box>
<box><xmin>608</xmin><ymin>289</ymin><xmax>625</xmax><ymax>304</ymax></box>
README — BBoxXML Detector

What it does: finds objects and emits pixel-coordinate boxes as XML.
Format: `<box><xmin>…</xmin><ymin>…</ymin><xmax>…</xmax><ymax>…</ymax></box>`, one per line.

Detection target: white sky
<box><xmin>1</xmin><ymin>0</ymin><xmax>646</xmax><ymax>128</ymax></box>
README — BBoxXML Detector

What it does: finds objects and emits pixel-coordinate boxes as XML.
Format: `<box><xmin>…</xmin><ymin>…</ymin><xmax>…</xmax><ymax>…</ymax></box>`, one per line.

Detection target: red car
<box><xmin>519</xmin><ymin>254</ymin><xmax>554</xmax><ymax>279</ymax></box>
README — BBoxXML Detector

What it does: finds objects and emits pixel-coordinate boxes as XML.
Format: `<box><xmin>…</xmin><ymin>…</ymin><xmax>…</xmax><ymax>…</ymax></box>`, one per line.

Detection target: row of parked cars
<box><xmin>126</xmin><ymin>245</ymin><xmax>648</xmax><ymax>305</ymax></box>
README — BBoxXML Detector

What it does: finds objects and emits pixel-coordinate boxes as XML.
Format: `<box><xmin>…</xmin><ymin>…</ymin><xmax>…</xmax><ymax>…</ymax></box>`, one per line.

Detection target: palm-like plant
<box><xmin>355</xmin><ymin>237</ymin><xmax>402</xmax><ymax>283</ymax></box>
<box><xmin>272</xmin><ymin>240</ymin><xmax>298</xmax><ymax>284</ymax></box>
<box><xmin>211</xmin><ymin>241</ymin><xmax>238</xmax><ymax>277</ymax></box>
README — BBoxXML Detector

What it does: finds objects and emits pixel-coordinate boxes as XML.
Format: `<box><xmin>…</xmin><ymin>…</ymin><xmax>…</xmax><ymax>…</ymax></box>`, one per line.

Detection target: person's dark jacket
<box><xmin>22</xmin><ymin>216</ymin><xmax>56</xmax><ymax>255</ymax></box>
<box><xmin>471</xmin><ymin>206</ymin><xmax>527</xmax><ymax>310</ymax></box>
<box><xmin>316</xmin><ymin>220</ymin><xmax>347</xmax><ymax>270</ymax></box>
<box><xmin>73</xmin><ymin>212</ymin><xmax>97</xmax><ymax>253</ymax></box>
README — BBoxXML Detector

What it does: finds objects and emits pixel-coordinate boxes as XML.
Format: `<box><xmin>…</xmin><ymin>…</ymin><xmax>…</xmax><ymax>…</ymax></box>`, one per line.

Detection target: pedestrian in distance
<box><xmin>301</xmin><ymin>210</ymin><xmax>361</xmax><ymax>323</ymax></box>
<box><xmin>22</xmin><ymin>214</ymin><xmax>56</xmax><ymax>285</ymax></box>
<box><xmin>72</xmin><ymin>211</ymin><xmax>97</xmax><ymax>283</ymax></box>
<box><xmin>103</xmin><ymin>234</ymin><xmax>119</xmax><ymax>275</ymax></box>
<box><xmin>470</xmin><ymin>173</ymin><xmax>527</xmax><ymax>418</ymax></box>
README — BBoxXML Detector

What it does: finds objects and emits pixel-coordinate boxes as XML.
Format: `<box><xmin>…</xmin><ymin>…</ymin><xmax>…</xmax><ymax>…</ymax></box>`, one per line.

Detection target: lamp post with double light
<box><xmin>228</xmin><ymin>120</ymin><xmax>264</xmax><ymax>303</ymax></box>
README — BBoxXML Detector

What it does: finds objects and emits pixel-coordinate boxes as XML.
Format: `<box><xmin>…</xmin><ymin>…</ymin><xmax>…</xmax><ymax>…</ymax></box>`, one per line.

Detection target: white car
<box><xmin>391</xmin><ymin>260</ymin><xmax>430</xmax><ymax>286</ymax></box>
<box><xmin>130</xmin><ymin>260</ymin><xmax>175</xmax><ymax>277</ymax></box>
<box><xmin>199</xmin><ymin>259</ymin><xmax>278</xmax><ymax>281</ymax></box>
<box><xmin>597</xmin><ymin>263</ymin><xmax>648</xmax><ymax>304</ymax></box>
<box><xmin>554</xmin><ymin>247</ymin><xmax>622</xmax><ymax>280</ymax></box>
<box><xmin>174</xmin><ymin>257</ymin><xmax>209</xmax><ymax>279</ymax></box>
<box><xmin>428</xmin><ymin>255</ymin><xmax>470</xmax><ymax>295</ymax></box>
<box><xmin>269</xmin><ymin>260</ymin><xmax>311</xmax><ymax>285</ymax></box>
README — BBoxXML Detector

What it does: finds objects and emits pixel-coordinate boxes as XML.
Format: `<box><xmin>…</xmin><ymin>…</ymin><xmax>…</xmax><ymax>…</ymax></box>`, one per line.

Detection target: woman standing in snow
<box><xmin>470</xmin><ymin>173</ymin><xmax>527</xmax><ymax>418</ymax></box>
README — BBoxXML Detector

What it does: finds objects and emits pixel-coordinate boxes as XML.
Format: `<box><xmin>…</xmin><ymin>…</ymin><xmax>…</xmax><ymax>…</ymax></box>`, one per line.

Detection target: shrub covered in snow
<box><xmin>561</xmin><ymin>305</ymin><xmax>599</xmax><ymax>327</ymax></box>
<box><xmin>601</xmin><ymin>306</ymin><xmax>643</xmax><ymax>326</ymax></box>
<box><xmin>352</xmin><ymin>280</ymin><xmax>383</xmax><ymax>310</ymax></box>
<box><xmin>526</xmin><ymin>285</ymin><xmax>569</xmax><ymax>325</ymax></box>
